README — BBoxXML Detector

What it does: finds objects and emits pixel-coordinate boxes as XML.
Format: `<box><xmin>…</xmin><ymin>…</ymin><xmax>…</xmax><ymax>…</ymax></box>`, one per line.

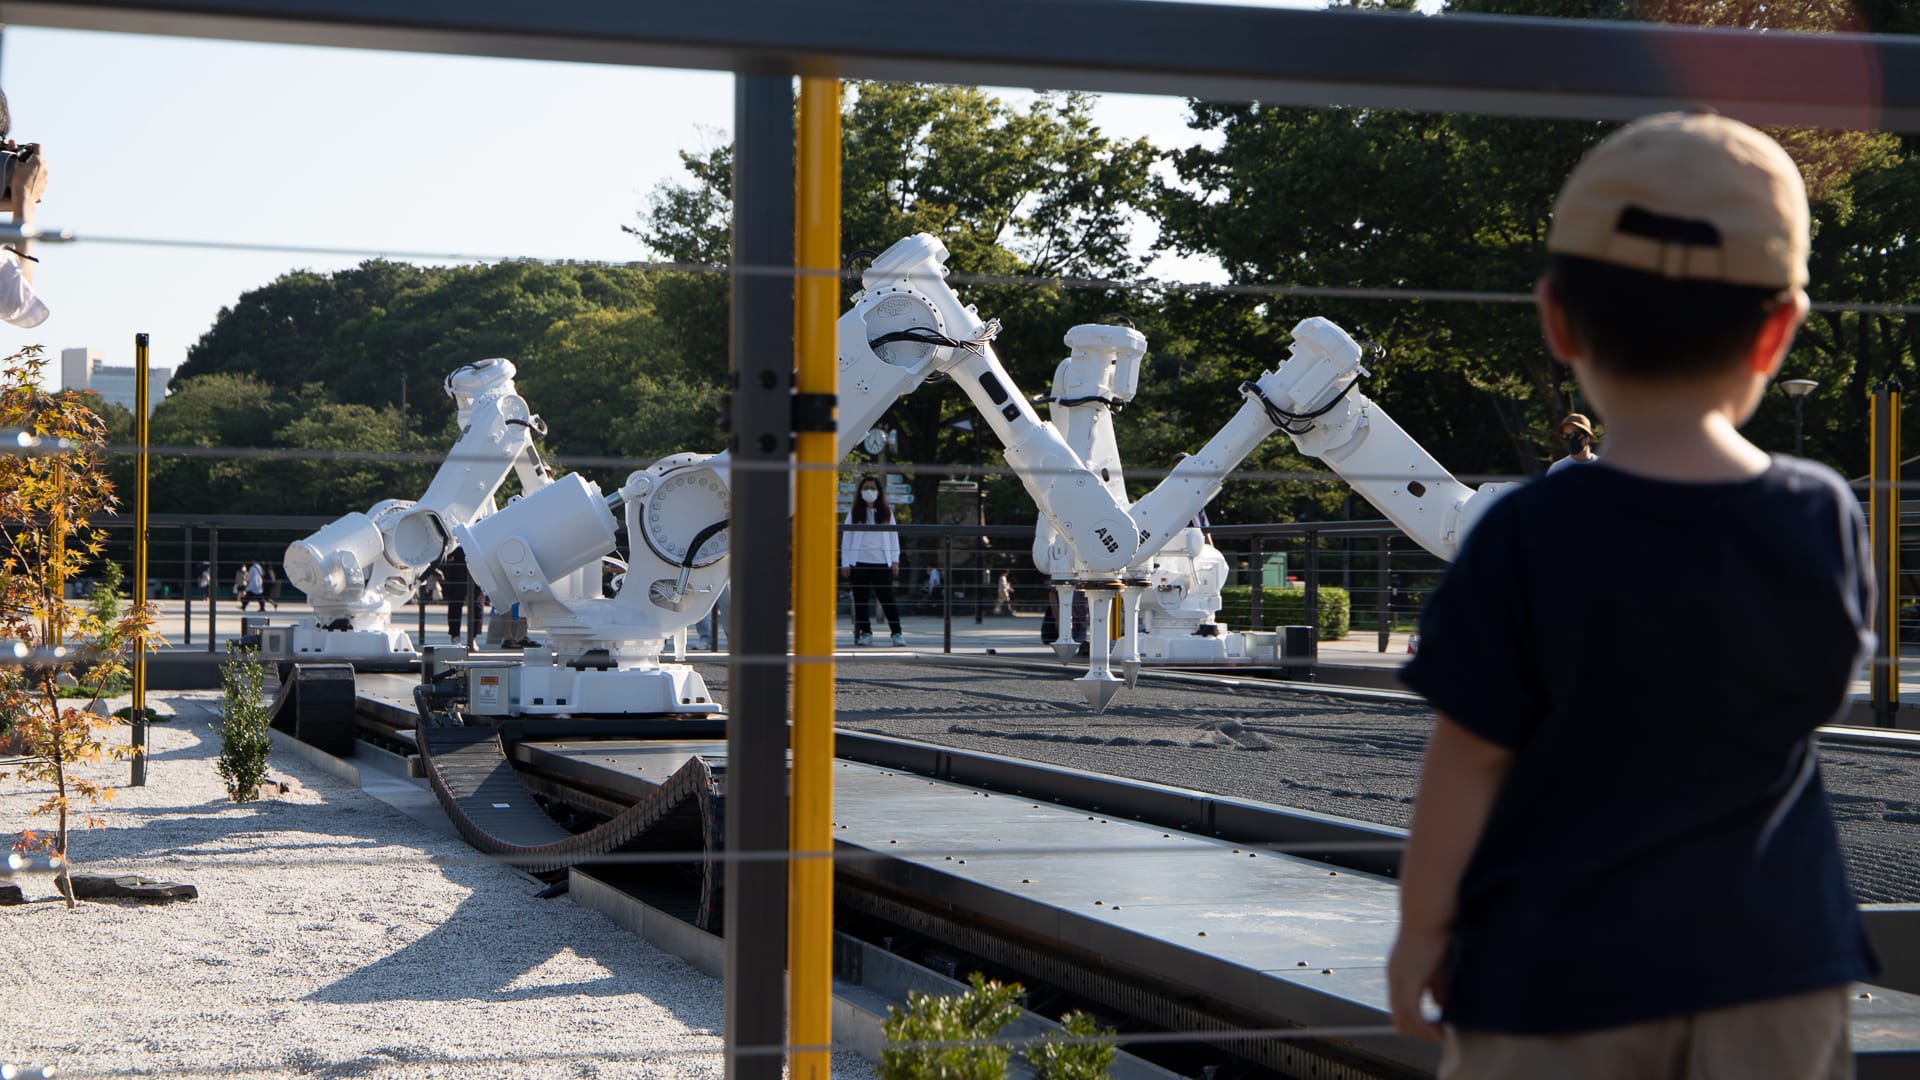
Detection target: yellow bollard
<box><xmin>789</xmin><ymin>74</ymin><xmax>841</xmax><ymax>1080</ymax></box>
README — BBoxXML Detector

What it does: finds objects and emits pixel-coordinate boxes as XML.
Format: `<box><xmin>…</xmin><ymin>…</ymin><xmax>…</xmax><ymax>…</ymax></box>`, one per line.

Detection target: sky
<box><xmin>0</xmin><ymin>9</ymin><xmax>1364</xmax><ymax>390</ymax></box>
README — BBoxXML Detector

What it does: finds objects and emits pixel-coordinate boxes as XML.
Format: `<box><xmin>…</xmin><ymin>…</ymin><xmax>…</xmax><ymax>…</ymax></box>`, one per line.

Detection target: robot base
<box><xmin>504</xmin><ymin>652</ymin><xmax>722</xmax><ymax>718</ymax></box>
<box><xmin>1119</xmin><ymin>629</ymin><xmax>1279</xmax><ymax>665</ymax></box>
<box><xmin>284</xmin><ymin>624</ymin><xmax>418</xmax><ymax>666</ymax></box>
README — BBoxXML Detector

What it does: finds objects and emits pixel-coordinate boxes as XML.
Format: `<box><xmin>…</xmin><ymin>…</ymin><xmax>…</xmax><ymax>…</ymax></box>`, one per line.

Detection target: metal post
<box><xmin>1249</xmin><ymin>534</ymin><xmax>1263</xmax><ymax>631</ymax></box>
<box><xmin>1793</xmin><ymin>395</ymin><xmax>1807</xmax><ymax>456</ymax></box>
<box><xmin>207</xmin><ymin>526</ymin><xmax>219</xmax><ymax>653</ymax></box>
<box><xmin>1871</xmin><ymin>382</ymin><xmax>1899</xmax><ymax>727</ymax></box>
<box><xmin>941</xmin><ymin>533</ymin><xmax>953</xmax><ymax>654</ymax></box>
<box><xmin>131</xmin><ymin>333</ymin><xmax>151</xmax><ymax>787</ymax></box>
<box><xmin>1304</xmin><ymin>528</ymin><xmax>1321</xmax><ymax>661</ymax></box>
<box><xmin>789</xmin><ymin>72</ymin><xmax>840</xmax><ymax>1080</ymax></box>
<box><xmin>974</xmin><ymin>432</ymin><xmax>986</xmax><ymax>625</ymax></box>
<box><xmin>725</xmin><ymin>71</ymin><xmax>795</xmax><ymax>1080</ymax></box>
<box><xmin>1377</xmin><ymin>535</ymin><xmax>1391</xmax><ymax>654</ymax></box>
<box><xmin>183</xmin><ymin>524</ymin><xmax>193</xmax><ymax>647</ymax></box>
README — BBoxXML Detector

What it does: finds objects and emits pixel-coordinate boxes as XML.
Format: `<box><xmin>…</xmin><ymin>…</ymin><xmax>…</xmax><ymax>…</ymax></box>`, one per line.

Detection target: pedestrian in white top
<box><xmin>244</xmin><ymin>561</ymin><xmax>265</xmax><ymax>612</ymax></box>
<box><xmin>841</xmin><ymin>474</ymin><xmax>904</xmax><ymax>646</ymax></box>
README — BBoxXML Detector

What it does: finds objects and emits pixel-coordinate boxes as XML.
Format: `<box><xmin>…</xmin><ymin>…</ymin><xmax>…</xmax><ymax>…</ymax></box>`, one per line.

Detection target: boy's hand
<box><xmin>1387</xmin><ymin>925</ymin><xmax>1449</xmax><ymax>1042</ymax></box>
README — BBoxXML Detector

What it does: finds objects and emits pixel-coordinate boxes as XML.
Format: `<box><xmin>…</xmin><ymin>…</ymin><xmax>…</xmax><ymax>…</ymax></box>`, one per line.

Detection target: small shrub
<box><xmin>75</xmin><ymin>561</ymin><xmax>133</xmax><ymax>695</ymax></box>
<box><xmin>216</xmin><ymin>645</ymin><xmax>272</xmax><ymax>802</ymax></box>
<box><xmin>1025</xmin><ymin>1009</ymin><xmax>1117</xmax><ymax>1080</ymax></box>
<box><xmin>1217</xmin><ymin>584</ymin><xmax>1349</xmax><ymax>640</ymax></box>
<box><xmin>112</xmin><ymin>705</ymin><xmax>168</xmax><ymax>725</ymax></box>
<box><xmin>879</xmin><ymin>971</ymin><xmax>1024</xmax><ymax>1080</ymax></box>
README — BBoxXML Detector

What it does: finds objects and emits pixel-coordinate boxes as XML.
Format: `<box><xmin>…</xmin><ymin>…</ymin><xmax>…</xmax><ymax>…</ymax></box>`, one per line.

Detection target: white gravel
<box><xmin>1</xmin><ymin>692</ymin><xmax>880</xmax><ymax>1080</ymax></box>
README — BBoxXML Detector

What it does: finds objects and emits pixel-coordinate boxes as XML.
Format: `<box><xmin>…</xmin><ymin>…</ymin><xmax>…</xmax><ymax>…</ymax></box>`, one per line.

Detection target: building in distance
<box><xmin>61</xmin><ymin>346</ymin><xmax>172</xmax><ymax>415</ymax></box>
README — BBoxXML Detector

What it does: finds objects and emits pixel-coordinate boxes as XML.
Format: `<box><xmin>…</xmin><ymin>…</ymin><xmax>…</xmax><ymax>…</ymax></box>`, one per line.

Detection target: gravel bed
<box><xmin>2</xmin><ymin>692</ymin><xmax>878</xmax><ymax>1080</ymax></box>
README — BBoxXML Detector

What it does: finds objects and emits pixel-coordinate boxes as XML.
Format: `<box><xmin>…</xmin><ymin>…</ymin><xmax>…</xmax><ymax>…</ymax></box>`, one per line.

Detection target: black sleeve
<box><xmin>1399</xmin><ymin>497</ymin><xmax>1547</xmax><ymax>750</ymax></box>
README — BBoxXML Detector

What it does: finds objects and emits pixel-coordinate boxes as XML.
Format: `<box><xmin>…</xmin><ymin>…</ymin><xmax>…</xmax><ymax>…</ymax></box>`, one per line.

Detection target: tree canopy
<box><xmin>140</xmin><ymin>8</ymin><xmax>1920</xmax><ymax>533</ymax></box>
<box><xmin>630</xmin><ymin>81</ymin><xmax>1163</xmax><ymax>521</ymax></box>
<box><xmin>153</xmin><ymin>260</ymin><xmax>716</xmax><ymax>515</ymax></box>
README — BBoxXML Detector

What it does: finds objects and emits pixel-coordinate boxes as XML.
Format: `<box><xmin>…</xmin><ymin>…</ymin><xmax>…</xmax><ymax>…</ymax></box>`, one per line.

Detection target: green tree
<box><xmin>155</xmin><ymin>260</ymin><xmax>680</xmax><ymax>513</ymax></box>
<box><xmin>631</xmin><ymin>82</ymin><xmax>1160</xmax><ymax>519</ymax></box>
<box><xmin>1154</xmin><ymin>0</ymin><xmax>1914</xmax><ymax>504</ymax></box>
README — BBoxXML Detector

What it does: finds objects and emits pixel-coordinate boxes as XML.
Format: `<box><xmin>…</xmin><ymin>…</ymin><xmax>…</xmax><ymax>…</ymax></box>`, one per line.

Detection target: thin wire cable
<box><xmin>36</xmin><ymin>440</ymin><xmax>1920</xmax><ymax>494</ymax></box>
<box><xmin>42</xmin><ymin>232</ymin><xmax>1920</xmax><ymax>312</ymax></box>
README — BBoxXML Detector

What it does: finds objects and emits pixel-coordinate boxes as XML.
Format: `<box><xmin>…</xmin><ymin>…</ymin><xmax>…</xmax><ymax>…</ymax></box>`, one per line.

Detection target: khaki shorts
<box><xmin>1441</xmin><ymin>986</ymin><xmax>1853</xmax><ymax>1080</ymax></box>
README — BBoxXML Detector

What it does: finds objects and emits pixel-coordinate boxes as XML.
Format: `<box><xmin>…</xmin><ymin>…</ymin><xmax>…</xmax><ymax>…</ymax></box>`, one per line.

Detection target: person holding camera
<box><xmin>0</xmin><ymin>89</ymin><xmax>48</xmax><ymax>328</ymax></box>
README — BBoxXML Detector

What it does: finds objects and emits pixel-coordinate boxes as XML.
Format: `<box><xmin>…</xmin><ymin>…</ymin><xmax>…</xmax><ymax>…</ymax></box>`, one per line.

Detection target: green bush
<box><xmin>880</xmin><ymin>972</ymin><xmax>1024</xmax><ymax>1080</ymax></box>
<box><xmin>216</xmin><ymin>645</ymin><xmax>273</xmax><ymax>802</ymax></box>
<box><xmin>1025</xmin><ymin>1009</ymin><xmax>1117</xmax><ymax>1080</ymax></box>
<box><xmin>1216</xmin><ymin>585</ymin><xmax>1349</xmax><ymax>641</ymax></box>
<box><xmin>73</xmin><ymin>560</ymin><xmax>133</xmax><ymax>695</ymax></box>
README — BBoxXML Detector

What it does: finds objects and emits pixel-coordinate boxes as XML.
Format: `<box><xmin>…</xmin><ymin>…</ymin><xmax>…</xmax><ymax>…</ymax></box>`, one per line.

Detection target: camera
<box><xmin>0</xmin><ymin>142</ymin><xmax>38</xmax><ymax>201</ymax></box>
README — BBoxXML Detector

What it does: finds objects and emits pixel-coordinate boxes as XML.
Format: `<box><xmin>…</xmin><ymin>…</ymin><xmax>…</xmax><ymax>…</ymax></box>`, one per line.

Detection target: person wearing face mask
<box><xmin>841</xmin><ymin>474</ymin><xmax>905</xmax><ymax>647</ymax></box>
<box><xmin>1548</xmin><ymin>412</ymin><xmax>1600</xmax><ymax>475</ymax></box>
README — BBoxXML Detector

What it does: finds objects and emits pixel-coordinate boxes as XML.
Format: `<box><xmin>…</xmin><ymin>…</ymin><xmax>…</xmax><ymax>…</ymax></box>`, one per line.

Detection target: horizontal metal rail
<box><xmin>15</xmin><ymin>1</ymin><xmax>1920</xmax><ymax>131</ymax></box>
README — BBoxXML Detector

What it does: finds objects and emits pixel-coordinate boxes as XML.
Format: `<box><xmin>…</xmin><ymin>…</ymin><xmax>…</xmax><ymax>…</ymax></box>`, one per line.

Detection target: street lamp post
<box><xmin>1781</xmin><ymin>378</ymin><xmax>1819</xmax><ymax>455</ymax></box>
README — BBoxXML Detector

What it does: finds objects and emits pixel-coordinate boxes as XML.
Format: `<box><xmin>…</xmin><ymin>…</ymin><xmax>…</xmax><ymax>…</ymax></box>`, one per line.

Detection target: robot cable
<box><xmin>1239</xmin><ymin>373</ymin><xmax>1362</xmax><ymax>436</ymax></box>
<box><xmin>867</xmin><ymin>317</ymin><xmax>1002</xmax><ymax>357</ymax></box>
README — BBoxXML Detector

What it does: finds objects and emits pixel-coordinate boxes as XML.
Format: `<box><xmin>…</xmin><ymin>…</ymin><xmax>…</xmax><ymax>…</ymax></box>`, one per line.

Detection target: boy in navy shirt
<box><xmin>1391</xmin><ymin>113</ymin><xmax>1875</xmax><ymax>1077</ymax></box>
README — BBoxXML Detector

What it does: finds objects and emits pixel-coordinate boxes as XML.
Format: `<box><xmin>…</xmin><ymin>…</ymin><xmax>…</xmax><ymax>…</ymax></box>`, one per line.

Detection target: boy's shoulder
<box><xmin>1494</xmin><ymin>455</ymin><xmax>1854</xmax><ymax>524</ymax></box>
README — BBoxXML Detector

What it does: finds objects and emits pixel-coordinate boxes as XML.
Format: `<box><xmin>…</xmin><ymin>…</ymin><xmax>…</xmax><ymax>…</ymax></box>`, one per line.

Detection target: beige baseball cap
<box><xmin>1547</xmin><ymin>112</ymin><xmax>1809</xmax><ymax>290</ymax></box>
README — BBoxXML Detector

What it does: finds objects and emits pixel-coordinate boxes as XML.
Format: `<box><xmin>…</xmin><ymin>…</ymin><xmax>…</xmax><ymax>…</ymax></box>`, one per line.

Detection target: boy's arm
<box><xmin>1387</xmin><ymin>713</ymin><xmax>1515</xmax><ymax>1041</ymax></box>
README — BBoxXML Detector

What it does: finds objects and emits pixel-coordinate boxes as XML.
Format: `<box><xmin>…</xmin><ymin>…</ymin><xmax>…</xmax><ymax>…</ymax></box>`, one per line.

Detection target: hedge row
<box><xmin>1215</xmin><ymin>585</ymin><xmax>1349</xmax><ymax>641</ymax></box>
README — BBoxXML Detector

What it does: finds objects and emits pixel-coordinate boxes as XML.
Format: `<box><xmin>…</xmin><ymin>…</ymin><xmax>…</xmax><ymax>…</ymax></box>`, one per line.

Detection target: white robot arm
<box><xmin>1032</xmin><ymin>324</ymin><xmax>1145</xmax><ymax>582</ymax></box>
<box><xmin>282</xmin><ymin>358</ymin><xmax>552</xmax><ymax>648</ymax></box>
<box><xmin>1222</xmin><ymin>318</ymin><xmax>1515</xmax><ymax>562</ymax></box>
<box><xmin>387</xmin><ymin>358</ymin><xmax>554</xmax><ymax>569</ymax></box>
<box><xmin>846</xmin><ymin>235</ymin><xmax>1147</xmax><ymax>575</ymax></box>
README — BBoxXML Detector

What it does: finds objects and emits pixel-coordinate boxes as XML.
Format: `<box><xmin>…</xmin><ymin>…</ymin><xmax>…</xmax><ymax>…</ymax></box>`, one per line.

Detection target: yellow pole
<box><xmin>1891</xmin><ymin>386</ymin><xmax>1901</xmax><ymax>709</ymax></box>
<box><xmin>789</xmin><ymin>74</ymin><xmax>841</xmax><ymax>1079</ymax></box>
<box><xmin>132</xmin><ymin>334</ymin><xmax>150</xmax><ymax>785</ymax></box>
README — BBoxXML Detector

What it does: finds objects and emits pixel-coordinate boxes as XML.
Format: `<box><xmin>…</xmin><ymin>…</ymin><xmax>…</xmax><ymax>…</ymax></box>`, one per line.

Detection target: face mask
<box><xmin>1563</xmin><ymin>434</ymin><xmax>1589</xmax><ymax>454</ymax></box>
<box><xmin>861</xmin><ymin>489</ymin><xmax>878</xmax><ymax>503</ymax></box>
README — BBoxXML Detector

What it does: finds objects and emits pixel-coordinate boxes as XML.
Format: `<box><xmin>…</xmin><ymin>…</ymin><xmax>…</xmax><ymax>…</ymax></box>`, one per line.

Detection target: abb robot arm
<box><xmin>282</xmin><ymin>358</ymin><xmax>552</xmax><ymax>649</ymax></box>
<box><xmin>1218</xmin><ymin>318</ymin><xmax>1514</xmax><ymax>563</ymax></box>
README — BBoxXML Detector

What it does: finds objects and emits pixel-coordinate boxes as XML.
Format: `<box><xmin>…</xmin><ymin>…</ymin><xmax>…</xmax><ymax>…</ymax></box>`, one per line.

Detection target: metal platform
<box><xmin>355</xmin><ymin>669</ymin><xmax>1920</xmax><ymax>1077</ymax></box>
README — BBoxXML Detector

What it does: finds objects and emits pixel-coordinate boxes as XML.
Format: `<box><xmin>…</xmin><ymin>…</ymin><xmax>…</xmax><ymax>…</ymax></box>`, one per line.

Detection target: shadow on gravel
<box><xmin>301</xmin><ymin>881</ymin><xmax>714</xmax><ymax>1009</ymax></box>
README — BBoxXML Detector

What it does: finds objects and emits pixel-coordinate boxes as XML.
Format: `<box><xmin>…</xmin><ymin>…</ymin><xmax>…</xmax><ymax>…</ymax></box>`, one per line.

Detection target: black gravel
<box><xmin>695</xmin><ymin>658</ymin><xmax>1920</xmax><ymax>903</ymax></box>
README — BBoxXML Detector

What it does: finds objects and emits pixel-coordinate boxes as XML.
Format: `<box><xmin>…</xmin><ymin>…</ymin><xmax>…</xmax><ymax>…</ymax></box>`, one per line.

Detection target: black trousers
<box><xmin>445</xmin><ymin>586</ymin><xmax>468</xmax><ymax>638</ymax></box>
<box><xmin>849</xmin><ymin>563</ymin><xmax>903</xmax><ymax>636</ymax></box>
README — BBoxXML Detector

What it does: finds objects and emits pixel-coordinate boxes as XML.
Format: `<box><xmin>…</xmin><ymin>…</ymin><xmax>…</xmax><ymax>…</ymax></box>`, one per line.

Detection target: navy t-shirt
<box><xmin>1400</xmin><ymin>456</ymin><xmax>1877</xmax><ymax>1034</ymax></box>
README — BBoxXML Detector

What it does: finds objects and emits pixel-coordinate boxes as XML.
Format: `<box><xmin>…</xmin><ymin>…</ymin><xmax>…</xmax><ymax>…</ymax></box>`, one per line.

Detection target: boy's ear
<box><xmin>1534</xmin><ymin>278</ymin><xmax>1581</xmax><ymax>366</ymax></box>
<box><xmin>1748</xmin><ymin>289</ymin><xmax>1811</xmax><ymax>377</ymax></box>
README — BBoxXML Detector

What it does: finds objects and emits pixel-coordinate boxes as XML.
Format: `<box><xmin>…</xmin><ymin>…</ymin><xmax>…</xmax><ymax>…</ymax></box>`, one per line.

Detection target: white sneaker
<box><xmin>890</xmin><ymin>633</ymin><xmax>905</xmax><ymax>647</ymax></box>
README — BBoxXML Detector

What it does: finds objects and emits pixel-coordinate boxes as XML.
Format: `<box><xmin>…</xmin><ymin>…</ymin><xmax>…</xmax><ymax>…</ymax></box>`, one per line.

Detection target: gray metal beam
<box><xmin>722</xmin><ymin>73</ymin><xmax>792</xmax><ymax>1080</ymax></box>
<box><xmin>10</xmin><ymin>0</ymin><xmax>1920</xmax><ymax>130</ymax></box>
